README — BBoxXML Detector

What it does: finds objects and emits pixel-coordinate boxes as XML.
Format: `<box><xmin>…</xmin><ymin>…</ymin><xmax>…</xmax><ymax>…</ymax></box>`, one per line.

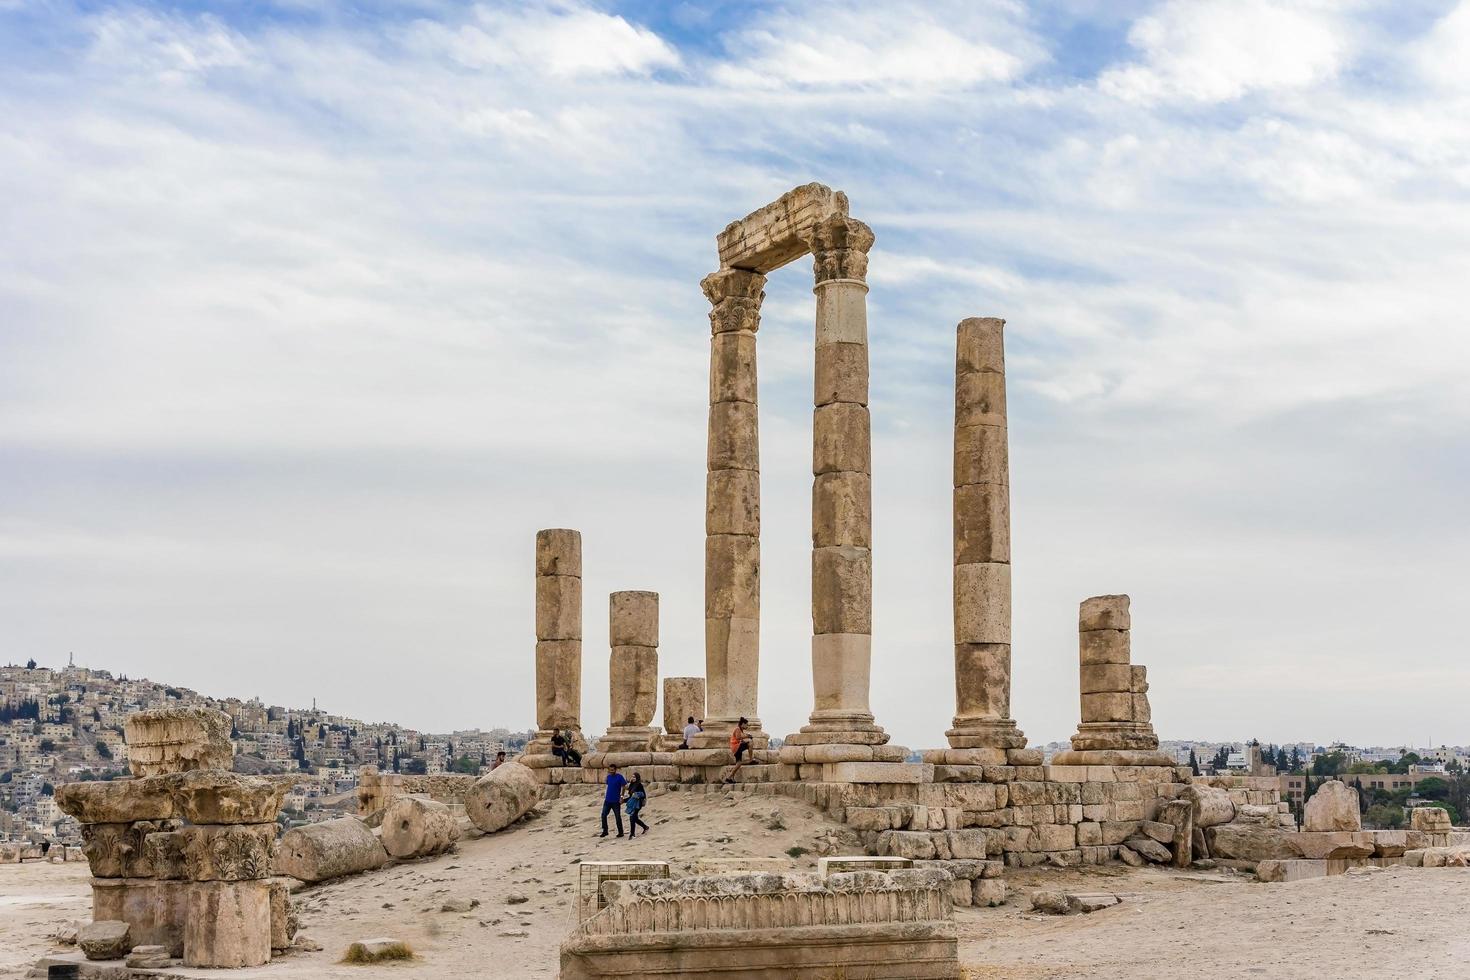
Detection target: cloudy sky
<box><xmin>3</xmin><ymin>0</ymin><xmax>1468</xmax><ymax>749</ymax></box>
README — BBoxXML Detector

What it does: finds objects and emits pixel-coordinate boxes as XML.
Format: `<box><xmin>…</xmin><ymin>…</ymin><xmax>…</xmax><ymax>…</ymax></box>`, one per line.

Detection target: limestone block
<box><xmin>1080</xmin><ymin>692</ymin><xmax>1134</xmax><ymax>724</ymax></box>
<box><xmin>180</xmin><ymin>823</ymin><xmax>276</xmax><ymax>881</ymax></box>
<box><xmin>1079</xmin><ymin>629</ymin><xmax>1130</xmax><ymax>666</ymax></box>
<box><xmin>92</xmin><ymin>878</ymin><xmax>186</xmax><ymax>956</ymax></box>
<box><xmin>609</xmin><ymin>591</ymin><xmax>659</xmax><ymax>648</ymax></box>
<box><xmin>1293</xmin><ymin>832</ymin><xmax>1374</xmax><ymax>860</ymax></box>
<box><xmin>535</xmin><ymin>528</ymin><xmax>581</xmax><ymax>578</ymax></box>
<box><xmin>1036</xmin><ymin>824</ymin><xmax>1077</xmax><ymax>851</ymax></box>
<box><xmin>268</xmin><ymin>878</ymin><xmax>296</xmax><ymax>951</ymax></box>
<box><xmin>974</xmin><ymin>878</ymin><xmax>1006</xmax><ymax>907</ymax></box>
<box><xmin>1206</xmin><ymin>824</ymin><xmax>1302</xmax><ymax>862</ymax></box>
<box><xmin>875</xmin><ymin>830</ymin><xmax>937</xmax><ymax>860</ymax></box>
<box><xmin>953</xmin><ymin>484</ymin><xmax>1009</xmax><ymax>564</ymax></box>
<box><xmin>609</xmin><ymin>645</ymin><xmax>659</xmax><ymax>728</ymax></box>
<box><xmin>716</xmin><ymin>183</ymin><xmax>838</xmax><ymax>272</ymax></box>
<box><xmin>704</xmin><ymin>616</ymin><xmax>759</xmax><ymax>716</ymax></box>
<box><xmin>955</xmin><ymin>370</ymin><xmax>1006</xmax><ymax>427</ymax></box>
<box><xmin>812</xmin><ymin>546</ymin><xmax>872</xmax><ymax>634</ymax></box>
<box><xmin>954</xmin><ymin>561</ymin><xmax>1011</xmax><ymax>645</ymax></box>
<box><xmin>80</xmin><ymin>920</ymin><xmax>133</xmax><ymax>961</ymax></box>
<box><xmin>708</xmin><ymin>400</ymin><xmax>760</xmax><ymax>471</ymax></box>
<box><xmin>465</xmin><ymin>760</ymin><xmax>541</xmax><ymax>834</ymax></box>
<box><xmin>167</xmin><ymin>770</ymin><xmax>288</xmax><ymax>824</ymax></box>
<box><xmin>1371</xmin><ymin>830</ymin><xmax>1408</xmax><ymax>857</ymax></box>
<box><xmin>705</xmin><ymin>534</ymin><xmax>760</xmax><ymax>618</ymax></box>
<box><xmin>953</xmin><ymin>643</ymin><xmax>1011</xmax><ymax>721</ymax></box>
<box><xmin>124</xmin><ymin>706</ymin><xmax>233</xmax><ymax>777</ymax></box>
<box><xmin>954</xmin><ymin>421</ymin><xmax>1008</xmax><ymax>489</ymax></box>
<box><xmin>1303</xmin><ymin>781</ymin><xmax>1361</xmax><ymax>833</ymax></box>
<box><xmin>56</xmin><ymin>776</ymin><xmax>177</xmax><ymax>824</ymax></box>
<box><xmin>380</xmin><ymin>796</ymin><xmax>460</xmax><ymax>859</ymax></box>
<box><xmin>1079</xmin><ymin>663</ymin><xmax>1133</xmax><ymax>695</ymax></box>
<box><xmin>812</xmin><ymin>276</ymin><xmax>870</xmax><ymax>344</ymax></box>
<box><xmin>1079</xmin><ymin>595</ymin><xmax>1130</xmax><ymax>632</ymax></box>
<box><xmin>812</xmin><ymin>471</ymin><xmax>871</xmax><ymax>549</ymax></box>
<box><xmin>535</xmin><ymin>574</ymin><xmax>582</xmax><ymax>641</ymax></box>
<box><xmin>827</xmin><ymin>762</ymin><xmax>931</xmax><ymax>784</ymax></box>
<box><xmin>812</xmin><ymin>402</ymin><xmax>871</xmax><ymax>475</ymax></box>
<box><xmin>956</xmin><ymin>317</ymin><xmax>1005</xmax><ymax>375</ymax></box>
<box><xmin>709</xmin><ymin>330</ymin><xmax>758</xmax><ymax>404</ymax></box>
<box><xmin>1159</xmin><ymin>799</ymin><xmax>1194</xmax><ymax>868</ymax></box>
<box><xmin>706</xmin><ymin>469</ymin><xmax>760</xmax><ymax>536</ymax></box>
<box><xmin>273</xmin><ymin>817</ymin><xmax>386</xmax><ymax>884</ymax></box>
<box><xmin>661</xmin><ymin>677</ymin><xmax>705</xmax><ymax>736</ymax></box>
<box><xmin>810</xmin><ymin>632</ymin><xmax>872</xmax><ymax>713</ymax></box>
<box><xmin>1131</xmin><ymin>693</ymin><xmax>1152</xmax><ymax>724</ymax></box>
<box><xmin>1130</xmin><ymin>664</ymin><xmax>1148</xmax><ymax>693</ymax></box>
<box><xmin>1125</xmin><ymin>835</ymin><xmax>1172</xmax><ymax>863</ymax></box>
<box><xmin>1184</xmin><ymin>785</ymin><xmax>1236</xmax><ymax>828</ymax></box>
<box><xmin>814</xmin><ymin>341</ymin><xmax>868</xmax><ymax>406</ymax></box>
<box><xmin>535</xmin><ymin>639</ymin><xmax>582</xmax><ymax>731</ymax></box>
<box><xmin>184</xmin><ymin>880</ymin><xmax>271</xmax><ymax>968</ymax></box>
<box><xmin>81</xmin><ymin>820</ymin><xmax>179</xmax><ymax>878</ymax></box>
<box><xmin>1412</xmin><ymin>807</ymin><xmax>1452</xmax><ymax>832</ymax></box>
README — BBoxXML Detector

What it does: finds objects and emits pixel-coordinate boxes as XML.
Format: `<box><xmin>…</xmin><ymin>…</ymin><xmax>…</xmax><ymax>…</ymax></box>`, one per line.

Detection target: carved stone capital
<box><xmin>701</xmin><ymin>269</ymin><xmax>767</xmax><ymax>334</ymax></box>
<box><xmin>801</xmin><ymin>215</ymin><xmax>875</xmax><ymax>284</ymax></box>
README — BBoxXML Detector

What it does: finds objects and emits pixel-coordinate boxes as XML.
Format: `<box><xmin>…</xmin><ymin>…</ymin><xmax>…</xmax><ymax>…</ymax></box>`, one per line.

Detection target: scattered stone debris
<box><xmin>79</xmin><ymin>920</ymin><xmax>132</xmax><ymax>961</ymax></box>
<box><xmin>441</xmin><ymin>897</ymin><xmax>480</xmax><ymax>913</ymax></box>
<box><xmin>342</xmin><ymin>937</ymin><xmax>414</xmax><ymax>963</ymax></box>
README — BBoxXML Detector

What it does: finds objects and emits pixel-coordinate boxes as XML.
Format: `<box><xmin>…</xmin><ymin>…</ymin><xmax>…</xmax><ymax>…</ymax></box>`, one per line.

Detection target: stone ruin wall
<box><xmin>356</xmin><ymin>766</ymin><xmax>477</xmax><ymax>816</ymax></box>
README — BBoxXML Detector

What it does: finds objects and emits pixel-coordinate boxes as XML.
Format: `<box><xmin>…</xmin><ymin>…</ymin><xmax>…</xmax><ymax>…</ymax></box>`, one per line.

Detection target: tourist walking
<box><xmin>723</xmin><ymin>717</ymin><xmax>753</xmax><ymax>784</ymax></box>
<box><xmin>599</xmin><ymin>764</ymin><xmax>626</xmax><ymax>838</ymax></box>
<box><xmin>625</xmin><ymin>772</ymin><xmax>650</xmax><ymax>838</ymax></box>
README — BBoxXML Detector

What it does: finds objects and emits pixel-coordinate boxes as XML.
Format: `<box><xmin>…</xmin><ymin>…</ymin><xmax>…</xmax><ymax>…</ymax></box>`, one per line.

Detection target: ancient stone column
<box><xmin>528</xmin><ymin>528</ymin><xmax>585</xmax><ymax>763</ymax></box>
<box><xmin>699</xmin><ymin>269</ymin><xmax>766</xmax><ymax>747</ymax></box>
<box><xmin>797</xmin><ymin>213</ymin><xmax>886</xmax><ymax>740</ymax></box>
<box><xmin>948</xmin><ymin>317</ymin><xmax>1025</xmax><ymax>750</ymax></box>
<box><xmin>595</xmin><ymin>591</ymin><xmax>660</xmax><ymax>756</ymax></box>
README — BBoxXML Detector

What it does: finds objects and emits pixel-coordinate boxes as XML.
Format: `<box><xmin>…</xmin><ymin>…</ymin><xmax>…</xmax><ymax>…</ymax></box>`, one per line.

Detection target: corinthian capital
<box><xmin>701</xmin><ymin>269</ymin><xmax>767</xmax><ymax>334</ymax></box>
<box><xmin>800</xmin><ymin>214</ymin><xmax>876</xmax><ymax>284</ymax></box>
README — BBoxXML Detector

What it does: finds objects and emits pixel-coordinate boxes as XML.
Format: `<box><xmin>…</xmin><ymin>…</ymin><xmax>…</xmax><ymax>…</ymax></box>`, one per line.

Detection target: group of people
<box><xmin>596</xmin><ymin>715</ymin><xmax>757</xmax><ymax>839</ymax></box>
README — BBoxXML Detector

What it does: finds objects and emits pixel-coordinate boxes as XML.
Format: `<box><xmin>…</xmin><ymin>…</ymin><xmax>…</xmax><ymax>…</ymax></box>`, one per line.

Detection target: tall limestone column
<box><xmin>698</xmin><ymin>268</ymin><xmax>767</xmax><ymax>748</ymax></box>
<box><xmin>593</xmin><ymin>591</ymin><xmax>661</xmax><ymax>758</ymax></box>
<box><xmin>796</xmin><ymin>213</ymin><xmax>886</xmax><ymax>741</ymax></box>
<box><xmin>526</xmin><ymin>528</ymin><xmax>586</xmax><ymax>766</ymax></box>
<box><xmin>948</xmin><ymin>318</ymin><xmax>1026</xmax><ymax>750</ymax></box>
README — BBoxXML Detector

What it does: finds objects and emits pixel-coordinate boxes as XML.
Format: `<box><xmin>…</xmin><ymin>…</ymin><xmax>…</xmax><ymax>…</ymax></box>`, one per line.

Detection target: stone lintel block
<box><xmin>535</xmin><ymin>528</ymin><xmax>582</xmax><ymax>578</ymax></box>
<box><xmin>812</xmin><ymin>547</ymin><xmax>872</xmax><ymax>634</ymax></box>
<box><xmin>536</xmin><ymin>573</ymin><xmax>582</xmax><ymax>641</ymax></box>
<box><xmin>167</xmin><ymin>770</ymin><xmax>289</xmax><ymax>825</ymax></box>
<box><xmin>715</xmin><ymin>183</ymin><xmax>841</xmax><ymax>275</ymax></box>
<box><xmin>812</xmin><ymin>471</ymin><xmax>871</xmax><ymax>549</ymax></box>
<box><xmin>661</xmin><ymin>677</ymin><xmax>705</xmax><ymax>735</ymax></box>
<box><xmin>608</xmin><ymin>645</ymin><xmax>659</xmax><ymax>729</ymax></box>
<box><xmin>812</xmin><ymin>275</ymin><xmax>869</xmax><ymax>345</ymax></box>
<box><xmin>953</xmin><ymin>642</ymin><xmax>1011</xmax><ymax>722</ymax></box>
<box><xmin>954</xmin><ymin>421</ymin><xmax>1008</xmax><ymax>489</ymax></box>
<box><xmin>709</xmin><ymin>329</ymin><xmax>758</xmax><ymax>404</ymax></box>
<box><xmin>1079</xmin><ymin>594</ymin><xmax>1130</xmax><ymax>631</ymax></box>
<box><xmin>706</xmin><ymin>468</ymin><xmax>760</xmax><ymax>537</ymax></box>
<box><xmin>705</xmin><ymin>534</ymin><xmax>760</xmax><ymax>618</ymax></box>
<box><xmin>184</xmin><ymin>880</ymin><xmax>271</xmax><ymax>969</ymax></box>
<box><xmin>954</xmin><ymin>562</ymin><xmax>1011</xmax><ymax>645</ymax></box>
<box><xmin>810</xmin><ymin>632</ymin><xmax>872</xmax><ymax>714</ymax></box>
<box><xmin>955</xmin><ymin>370</ymin><xmax>1006</xmax><ymax>427</ymax></box>
<box><xmin>1079</xmin><ymin>629</ymin><xmax>1130</xmax><ymax>666</ymax></box>
<box><xmin>1081</xmin><ymin>691</ymin><xmax>1135</xmax><ymax>723</ymax></box>
<box><xmin>812</xmin><ymin>402</ymin><xmax>870</xmax><ymax>475</ymax></box>
<box><xmin>56</xmin><ymin>776</ymin><xmax>177</xmax><ymax>824</ymax></box>
<box><xmin>179</xmin><ymin>823</ymin><xmax>276</xmax><ymax>881</ymax></box>
<box><xmin>535</xmin><ymin>639</ymin><xmax>582</xmax><ymax>731</ymax></box>
<box><xmin>824</xmin><ymin>762</ymin><xmax>932</xmax><ymax>784</ymax></box>
<box><xmin>708</xmin><ymin>400</ymin><xmax>760</xmax><ymax>471</ymax></box>
<box><xmin>815</xmin><ymin>341</ymin><xmax>868</xmax><ymax>406</ymax></box>
<box><xmin>1080</xmin><ymin>663</ymin><xmax>1133</xmax><ymax>695</ymax></box>
<box><xmin>956</xmin><ymin>317</ymin><xmax>1005</xmax><ymax>376</ymax></box>
<box><xmin>954</xmin><ymin>484</ymin><xmax>1010</xmax><ymax>564</ymax></box>
<box><xmin>609</xmin><ymin>591</ymin><xmax>659</xmax><ymax>648</ymax></box>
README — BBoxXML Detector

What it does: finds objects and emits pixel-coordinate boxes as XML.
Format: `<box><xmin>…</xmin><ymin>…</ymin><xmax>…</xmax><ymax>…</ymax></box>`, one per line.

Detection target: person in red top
<box><xmin>723</xmin><ymin>717</ymin><xmax>753</xmax><ymax>784</ymax></box>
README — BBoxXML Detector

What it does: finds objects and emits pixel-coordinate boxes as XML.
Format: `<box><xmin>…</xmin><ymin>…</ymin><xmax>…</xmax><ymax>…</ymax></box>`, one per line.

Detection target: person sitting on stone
<box><xmin>680</xmin><ymin>716</ymin><xmax>702</xmax><ymax>750</ymax></box>
<box><xmin>723</xmin><ymin>717</ymin><xmax>753</xmax><ymax>784</ymax></box>
<box><xmin>599</xmin><ymin>764</ymin><xmax>627</xmax><ymax>838</ymax></box>
<box><xmin>624</xmin><ymin>772</ymin><xmax>650</xmax><ymax>838</ymax></box>
<box><xmin>491</xmin><ymin>750</ymin><xmax>507</xmax><ymax>770</ymax></box>
<box><xmin>562</xmin><ymin>730</ymin><xmax>583</xmax><ymax>766</ymax></box>
<box><xmin>551</xmin><ymin>731</ymin><xmax>569</xmax><ymax>766</ymax></box>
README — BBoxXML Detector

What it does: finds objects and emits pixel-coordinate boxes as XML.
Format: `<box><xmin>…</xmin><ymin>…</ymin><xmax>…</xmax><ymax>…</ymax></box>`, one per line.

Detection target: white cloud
<box><xmin>1099</xmin><ymin>0</ymin><xmax>1349</xmax><ymax>104</ymax></box>
<box><xmin>432</xmin><ymin>3</ymin><xmax>680</xmax><ymax>78</ymax></box>
<box><xmin>86</xmin><ymin>7</ymin><xmax>254</xmax><ymax>80</ymax></box>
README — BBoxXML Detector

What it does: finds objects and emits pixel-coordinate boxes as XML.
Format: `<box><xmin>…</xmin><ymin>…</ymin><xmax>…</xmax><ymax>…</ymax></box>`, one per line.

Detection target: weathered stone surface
<box><xmin>804</xmin><ymin>212</ymin><xmax>875</xmax><ymax>283</ymax></box>
<box><xmin>124</xmin><ymin>707</ymin><xmax>233</xmax><ymax>776</ymax></box>
<box><xmin>269</xmin><ymin>878</ymin><xmax>297</xmax><ymax>951</ymax></box>
<box><xmin>661</xmin><ymin>677</ymin><xmax>705</xmax><ymax>738</ymax></box>
<box><xmin>1293</xmin><ymin>832</ymin><xmax>1374</xmax><ymax>860</ymax></box>
<box><xmin>1125</xmin><ymin>835</ymin><xmax>1172</xmax><ymax>863</ymax></box>
<box><xmin>954</xmin><ymin>562</ymin><xmax>1010</xmax><ymax>645</ymax></box>
<box><xmin>953</xmin><ymin>484</ymin><xmax>1009</xmax><ymax>564</ymax></box>
<box><xmin>955</xmin><ymin>370</ymin><xmax>1005</xmax><ymax>427</ymax></box>
<box><xmin>812</xmin><ymin>402</ymin><xmax>871</xmax><ymax>475</ymax></box>
<box><xmin>1080</xmin><ymin>692</ymin><xmax>1134</xmax><ymax>723</ymax></box>
<box><xmin>609</xmin><ymin>590</ymin><xmax>659</xmax><ymax>648</ymax></box>
<box><xmin>1411</xmin><ymin>806</ymin><xmax>1452</xmax><ymax>832</ymax></box>
<box><xmin>1304</xmin><ymin>780</ymin><xmax>1361</xmax><ymax>833</ymax></box>
<box><xmin>1206</xmin><ymin>824</ymin><xmax>1303</xmax><ymax>862</ymax></box>
<box><xmin>953</xmin><ymin>643</ymin><xmax>1011</xmax><ymax>722</ymax></box>
<box><xmin>534</xmin><ymin>639</ymin><xmax>582</xmax><ymax>732</ymax></box>
<box><xmin>815</xmin><ymin>342</ymin><xmax>869</xmax><ymax>406</ymax></box>
<box><xmin>56</xmin><ymin>776</ymin><xmax>176</xmax><ymax>824</ymax></box>
<box><xmin>465</xmin><ymin>760</ymin><xmax>541</xmax><ymax>834</ymax></box>
<box><xmin>703</xmin><ymin>267</ymin><xmax>766</xmax><ymax>326</ymax></box>
<box><xmin>81</xmin><ymin>820</ymin><xmax>180</xmax><ymax>878</ymax></box>
<box><xmin>1160</xmin><ymin>799</ymin><xmax>1194</xmax><ymax>868</ymax></box>
<box><xmin>716</xmin><ymin>183</ymin><xmax>841</xmax><ymax>274</ymax></box>
<box><xmin>705</xmin><ymin>534</ymin><xmax>760</xmax><ymax>618</ymax></box>
<box><xmin>609</xmin><ymin>645</ymin><xmax>659</xmax><ymax>729</ymax></box>
<box><xmin>80</xmin><ymin>920</ymin><xmax>133</xmax><ymax>961</ymax></box>
<box><xmin>809</xmin><ymin>632</ymin><xmax>873</xmax><ymax>716</ymax></box>
<box><xmin>167</xmin><ymin>770</ymin><xmax>288</xmax><ymax>825</ymax></box>
<box><xmin>1079</xmin><ymin>595</ymin><xmax>1130</xmax><ymax>632</ymax></box>
<box><xmin>706</xmin><ymin>468</ymin><xmax>760</xmax><ymax>536</ymax></box>
<box><xmin>956</xmin><ymin>317</ymin><xmax>1005</xmax><ymax>376</ymax></box>
<box><xmin>1067</xmin><ymin>892</ymin><xmax>1120</xmax><ymax>914</ymax></box>
<box><xmin>812</xmin><ymin>471</ymin><xmax>871</xmax><ymax>549</ymax></box>
<box><xmin>92</xmin><ymin>878</ymin><xmax>186</xmax><ymax>956</ymax></box>
<box><xmin>381</xmin><ymin>796</ymin><xmax>460</xmax><ymax>859</ymax></box>
<box><xmin>954</xmin><ymin>422</ymin><xmax>1008</xmax><ymax>488</ymax></box>
<box><xmin>536</xmin><ymin>573</ymin><xmax>582</xmax><ymax>641</ymax></box>
<box><xmin>143</xmin><ymin>830</ymin><xmax>187</xmax><ymax>880</ymax></box>
<box><xmin>1080</xmin><ymin>663</ymin><xmax>1134</xmax><ymax>695</ymax></box>
<box><xmin>710</xmin><ymin>330</ymin><xmax>758</xmax><ymax>404</ymax></box>
<box><xmin>535</xmin><ymin>528</ymin><xmax>581</xmax><ymax>577</ymax></box>
<box><xmin>273</xmin><ymin>817</ymin><xmax>386</xmax><ymax>884</ymax></box>
<box><xmin>1184</xmin><ymin>785</ymin><xmax>1236</xmax><ymax>828</ymax></box>
<box><xmin>1029</xmin><ymin>890</ymin><xmax>1070</xmax><ymax>914</ymax></box>
<box><xmin>125</xmin><ymin>945</ymin><xmax>171</xmax><ymax>969</ymax></box>
<box><xmin>1117</xmin><ymin>845</ymin><xmax>1145</xmax><ymax>867</ymax></box>
<box><xmin>1078</xmin><ymin>629</ymin><xmax>1130</xmax><ymax>666</ymax></box>
<box><xmin>708</xmin><ymin>400</ymin><xmax>760</xmax><ymax>472</ymax></box>
<box><xmin>184</xmin><ymin>880</ymin><xmax>271</xmax><ymax>968</ymax></box>
<box><xmin>812</xmin><ymin>546</ymin><xmax>871</xmax><ymax>634</ymax></box>
<box><xmin>179</xmin><ymin>823</ymin><xmax>275</xmax><ymax>881</ymax></box>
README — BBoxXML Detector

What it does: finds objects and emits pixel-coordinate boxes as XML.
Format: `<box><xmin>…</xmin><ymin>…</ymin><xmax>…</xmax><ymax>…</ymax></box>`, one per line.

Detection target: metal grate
<box><xmin>577</xmin><ymin>861</ymin><xmax>671</xmax><ymax>920</ymax></box>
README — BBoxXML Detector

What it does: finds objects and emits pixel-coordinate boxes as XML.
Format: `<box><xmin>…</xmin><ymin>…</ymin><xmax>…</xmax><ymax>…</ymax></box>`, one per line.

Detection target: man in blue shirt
<box><xmin>600</xmin><ymin>764</ymin><xmax>627</xmax><ymax>838</ymax></box>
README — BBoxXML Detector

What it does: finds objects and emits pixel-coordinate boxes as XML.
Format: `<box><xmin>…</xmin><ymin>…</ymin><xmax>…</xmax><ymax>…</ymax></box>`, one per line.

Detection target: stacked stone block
<box><xmin>57</xmin><ymin>707</ymin><xmax>290</xmax><ymax>968</ymax></box>
<box><xmin>659</xmin><ymin>677</ymin><xmax>706</xmax><ymax>750</ymax></box>
<box><xmin>589</xmin><ymin>591</ymin><xmax>663</xmax><ymax>763</ymax></box>
<box><xmin>524</xmin><ymin>528</ymin><xmax>588</xmax><ymax>773</ymax></box>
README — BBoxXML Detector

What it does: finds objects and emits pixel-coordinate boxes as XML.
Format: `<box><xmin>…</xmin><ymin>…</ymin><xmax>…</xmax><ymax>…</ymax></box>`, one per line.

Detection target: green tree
<box><xmin>38</xmin><ymin>739</ymin><xmax>55</xmax><ymax>752</ymax></box>
<box><xmin>1311</xmin><ymin>752</ymin><xmax>1348</xmax><ymax>777</ymax></box>
<box><xmin>95</xmin><ymin>741</ymin><xmax>112</xmax><ymax>760</ymax></box>
<box><xmin>449</xmin><ymin>755</ymin><xmax>480</xmax><ymax>775</ymax></box>
<box><xmin>1188</xmin><ymin>748</ymin><xmax>1201</xmax><ymax>776</ymax></box>
<box><xmin>1416</xmin><ymin>777</ymin><xmax>1450</xmax><ymax>800</ymax></box>
<box><xmin>1365</xmin><ymin>804</ymin><xmax>1405</xmax><ymax>828</ymax></box>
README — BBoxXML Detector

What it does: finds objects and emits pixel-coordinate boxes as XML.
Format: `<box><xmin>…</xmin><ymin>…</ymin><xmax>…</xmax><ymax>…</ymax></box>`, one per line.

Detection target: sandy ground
<box><xmin>7</xmin><ymin>791</ymin><xmax>1470</xmax><ymax>978</ymax></box>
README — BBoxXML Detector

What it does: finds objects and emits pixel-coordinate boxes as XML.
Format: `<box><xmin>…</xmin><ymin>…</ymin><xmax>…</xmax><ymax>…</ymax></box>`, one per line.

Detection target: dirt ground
<box><xmin>7</xmin><ymin>791</ymin><xmax>1470</xmax><ymax>978</ymax></box>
